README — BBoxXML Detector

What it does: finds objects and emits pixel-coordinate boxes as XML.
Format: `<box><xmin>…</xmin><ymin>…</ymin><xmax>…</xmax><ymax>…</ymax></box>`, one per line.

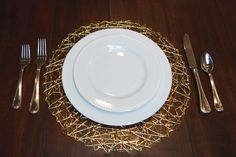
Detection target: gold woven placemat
<box><xmin>43</xmin><ymin>21</ymin><xmax>190</xmax><ymax>153</ymax></box>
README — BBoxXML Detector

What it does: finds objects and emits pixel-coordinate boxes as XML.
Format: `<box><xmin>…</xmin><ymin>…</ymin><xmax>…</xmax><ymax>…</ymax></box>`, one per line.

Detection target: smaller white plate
<box><xmin>73</xmin><ymin>34</ymin><xmax>162</xmax><ymax>112</ymax></box>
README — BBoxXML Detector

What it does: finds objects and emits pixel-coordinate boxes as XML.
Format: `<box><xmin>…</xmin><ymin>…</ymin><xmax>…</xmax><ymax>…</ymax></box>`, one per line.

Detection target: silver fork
<box><xmin>29</xmin><ymin>38</ymin><xmax>47</xmax><ymax>114</ymax></box>
<box><xmin>12</xmin><ymin>44</ymin><xmax>31</xmax><ymax>109</ymax></box>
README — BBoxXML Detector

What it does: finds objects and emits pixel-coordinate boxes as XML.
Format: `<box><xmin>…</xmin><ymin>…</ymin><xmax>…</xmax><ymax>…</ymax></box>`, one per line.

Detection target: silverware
<box><xmin>201</xmin><ymin>52</ymin><xmax>223</xmax><ymax>111</ymax></box>
<box><xmin>12</xmin><ymin>44</ymin><xmax>31</xmax><ymax>109</ymax></box>
<box><xmin>183</xmin><ymin>34</ymin><xmax>211</xmax><ymax>113</ymax></box>
<box><xmin>29</xmin><ymin>38</ymin><xmax>47</xmax><ymax>114</ymax></box>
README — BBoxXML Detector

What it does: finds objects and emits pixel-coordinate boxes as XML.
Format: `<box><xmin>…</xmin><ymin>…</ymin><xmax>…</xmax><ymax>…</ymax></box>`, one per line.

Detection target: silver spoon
<box><xmin>200</xmin><ymin>52</ymin><xmax>223</xmax><ymax>111</ymax></box>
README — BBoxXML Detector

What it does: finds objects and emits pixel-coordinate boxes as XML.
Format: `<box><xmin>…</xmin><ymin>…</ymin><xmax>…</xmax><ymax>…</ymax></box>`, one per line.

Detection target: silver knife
<box><xmin>183</xmin><ymin>33</ymin><xmax>211</xmax><ymax>113</ymax></box>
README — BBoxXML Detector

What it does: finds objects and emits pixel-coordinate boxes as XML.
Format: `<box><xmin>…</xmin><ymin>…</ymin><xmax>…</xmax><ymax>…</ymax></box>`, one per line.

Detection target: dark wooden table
<box><xmin>1</xmin><ymin>0</ymin><xmax>236</xmax><ymax>156</ymax></box>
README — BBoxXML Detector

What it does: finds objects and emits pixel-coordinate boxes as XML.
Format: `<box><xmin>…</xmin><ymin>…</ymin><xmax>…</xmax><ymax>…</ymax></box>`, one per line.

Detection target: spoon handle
<box><xmin>193</xmin><ymin>68</ymin><xmax>211</xmax><ymax>113</ymax></box>
<box><xmin>208</xmin><ymin>73</ymin><xmax>224</xmax><ymax>111</ymax></box>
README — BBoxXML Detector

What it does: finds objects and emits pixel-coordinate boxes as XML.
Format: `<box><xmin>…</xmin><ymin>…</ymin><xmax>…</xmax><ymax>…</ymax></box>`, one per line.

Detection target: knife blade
<box><xmin>183</xmin><ymin>34</ymin><xmax>197</xmax><ymax>69</ymax></box>
<box><xmin>183</xmin><ymin>33</ymin><xmax>211</xmax><ymax>113</ymax></box>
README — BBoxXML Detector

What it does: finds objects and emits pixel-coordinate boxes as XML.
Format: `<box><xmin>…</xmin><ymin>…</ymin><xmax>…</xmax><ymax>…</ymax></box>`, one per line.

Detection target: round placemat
<box><xmin>43</xmin><ymin>20</ymin><xmax>191</xmax><ymax>153</ymax></box>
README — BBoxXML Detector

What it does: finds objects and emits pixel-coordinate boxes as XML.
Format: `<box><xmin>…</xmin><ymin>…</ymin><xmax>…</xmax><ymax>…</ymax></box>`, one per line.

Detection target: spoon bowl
<box><xmin>201</xmin><ymin>52</ymin><xmax>214</xmax><ymax>73</ymax></box>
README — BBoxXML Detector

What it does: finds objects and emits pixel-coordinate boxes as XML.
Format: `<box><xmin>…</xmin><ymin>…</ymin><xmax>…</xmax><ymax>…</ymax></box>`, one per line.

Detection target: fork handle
<box><xmin>29</xmin><ymin>69</ymin><xmax>40</xmax><ymax>114</ymax></box>
<box><xmin>12</xmin><ymin>68</ymin><xmax>24</xmax><ymax>109</ymax></box>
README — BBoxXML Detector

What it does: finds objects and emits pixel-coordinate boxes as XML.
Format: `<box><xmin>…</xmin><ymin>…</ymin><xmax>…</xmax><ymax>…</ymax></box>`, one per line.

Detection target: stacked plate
<box><xmin>62</xmin><ymin>28</ymin><xmax>172</xmax><ymax>126</ymax></box>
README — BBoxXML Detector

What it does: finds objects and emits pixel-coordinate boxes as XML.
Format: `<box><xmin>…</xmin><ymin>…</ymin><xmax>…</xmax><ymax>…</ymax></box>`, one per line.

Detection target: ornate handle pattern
<box><xmin>209</xmin><ymin>73</ymin><xmax>223</xmax><ymax>111</ymax></box>
<box><xmin>12</xmin><ymin>69</ymin><xmax>24</xmax><ymax>109</ymax></box>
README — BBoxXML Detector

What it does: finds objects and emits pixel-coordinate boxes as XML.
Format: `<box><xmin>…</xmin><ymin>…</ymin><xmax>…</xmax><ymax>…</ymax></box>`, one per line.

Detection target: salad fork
<box><xmin>29</xmin><ymin>38</ymin><xmax>47</xmax><ymax>114</ymax></box>
<box><xmin>12</xmin><ymin>44</ymin><xmax>31</xmax><ymax>109</ymax></box>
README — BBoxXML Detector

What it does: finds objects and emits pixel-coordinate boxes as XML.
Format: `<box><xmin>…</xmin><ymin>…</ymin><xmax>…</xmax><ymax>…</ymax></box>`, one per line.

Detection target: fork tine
<box><xmin>40</xmin><ymin>39</ymin><xmax>42</xmax><ymax>56</ymax></box>
<box><xmin>26</xmin><ymin>44</ymin><xmax>30</xmax><ymax>59</ymax></box>
<box><xmin>24</xmin><ymin>44</ymin><xmax>27</xmax><ymax>59</ymax></box>
<box><xmin>23</xmin><ymin>44</ymin><xmax>26</xmax><ymax>59</ymax></box>
<box><xmin>21</xmin><ymin>45</ymin><xmax>24</xmax><ymax>59</ymax></box>
<box><xmin>37</xmin><ymin>39</ymin><xmax>40</xmax><ymax>56</ymax></box>
<box><xmin>28</xmin><ymin>44</ymin><xmax>31</xmax><ymax>59</ymax></box>
<box><xmin>24</xmin><ymin>45</ymin><xmax>27</xmax><ymax>59</ymax></box>
<box><xmin>25</xmin><ymin>45</ymin><xmax>28</xmax><ymax>59</ymax></box>
<box><xmin>41</xmin><ymin>39</ymin><xmax>44</xmax><ymax>56</ymax></box>
<box><xmin>43</xmin><ymin>39</ymin><xmax>46</xmax><ymax>57</ymax></box>
<box><xmin>40</xmin><ymin>39</ymin><xmax>43</xmax><ymax>56</ymax></box>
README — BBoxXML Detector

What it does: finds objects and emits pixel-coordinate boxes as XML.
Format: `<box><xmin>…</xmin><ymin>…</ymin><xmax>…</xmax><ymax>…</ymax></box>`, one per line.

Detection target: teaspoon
<box><xmin>200</xmin><ymin>52</ymin><xmax>223</xmax><ymax>111</ymax></box>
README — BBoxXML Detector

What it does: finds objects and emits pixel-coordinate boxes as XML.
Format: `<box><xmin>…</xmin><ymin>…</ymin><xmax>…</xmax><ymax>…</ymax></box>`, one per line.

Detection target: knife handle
<box><xmin>193</xmin><ymin>68</ymin><xmax>211</xmax><ymax>113</ymax></box>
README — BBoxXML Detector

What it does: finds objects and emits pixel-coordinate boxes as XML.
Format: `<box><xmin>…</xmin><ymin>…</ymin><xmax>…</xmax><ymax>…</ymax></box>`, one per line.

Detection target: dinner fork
<box><xmin>12</xmin><ymin>44</ymin><xmax>31</xmax><ymax>109</ymax></box>
<box><xmin>29</xmin><ymin>38</ymin><xmax>47</xmax><ymax>114</ymax></box>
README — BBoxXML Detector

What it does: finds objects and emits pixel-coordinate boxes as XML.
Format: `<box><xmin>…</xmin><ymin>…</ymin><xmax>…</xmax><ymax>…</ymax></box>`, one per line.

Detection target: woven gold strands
<box><xmin>43</xmin><ymin>21</ymin><xmax>191</xmax><ymax>153</ymax></box>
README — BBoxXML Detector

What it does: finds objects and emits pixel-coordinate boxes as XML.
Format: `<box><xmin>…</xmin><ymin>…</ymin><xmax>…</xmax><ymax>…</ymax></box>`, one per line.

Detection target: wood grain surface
<box><xmin>0</xmin><ymin>0</ymin><xmax>236</xmax><ymax>156</ymax></box>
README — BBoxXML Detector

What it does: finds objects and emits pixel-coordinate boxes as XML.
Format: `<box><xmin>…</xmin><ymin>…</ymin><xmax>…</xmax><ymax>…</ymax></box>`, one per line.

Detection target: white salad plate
<box><xmin>62</xmin><ymin>28</ymin><xmax>172</xmax><ymax>126</ymax></box>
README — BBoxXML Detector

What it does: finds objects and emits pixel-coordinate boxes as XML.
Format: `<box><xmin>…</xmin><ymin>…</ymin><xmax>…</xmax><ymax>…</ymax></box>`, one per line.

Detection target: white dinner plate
<box><xmin>62</xmin><ymin>28</ymin><xmax>172</xmax><ymax>126</ymax></box>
